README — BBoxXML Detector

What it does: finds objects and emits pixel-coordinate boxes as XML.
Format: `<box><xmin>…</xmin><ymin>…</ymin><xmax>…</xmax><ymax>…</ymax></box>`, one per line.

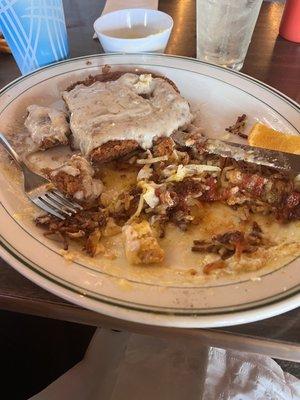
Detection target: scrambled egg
<box><xmin>122</xmin><ymin>220</ymin><xmax>164</xmax><ymax>265</ymax></box>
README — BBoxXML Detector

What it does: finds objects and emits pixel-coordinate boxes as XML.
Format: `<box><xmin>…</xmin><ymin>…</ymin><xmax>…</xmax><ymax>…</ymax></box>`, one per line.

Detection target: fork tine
<box><xmin>31</xmin><ymin>197</ymin><xmax>66</xmax><ymax>220</ymax></box>
<box><xmin>52</xmin><ymin>190</ymin><xmax>83</xmax><ymax>210</ymax></box>
<box><xmin>46</xmin><ymin>192</ymin><xmax>78</xmax><ymax>213</ymax></box>
<box><xmin>39</xmin><ymin>195</ymin><xmax>73</xmax><ymax>217</ymax></box>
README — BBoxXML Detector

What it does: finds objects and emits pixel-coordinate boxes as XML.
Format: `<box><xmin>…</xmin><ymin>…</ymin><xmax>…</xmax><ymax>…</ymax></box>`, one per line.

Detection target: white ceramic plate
<box><xmin>0</xmin><ymin>53</ymin><xmax>299</xmax><ymax>328</ymax></box>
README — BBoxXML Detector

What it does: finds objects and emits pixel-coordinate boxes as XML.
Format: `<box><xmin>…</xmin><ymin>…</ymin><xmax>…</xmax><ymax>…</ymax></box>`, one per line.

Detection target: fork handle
<box><xmin>0</xmin><ymin>133</ymin><xmax>26</xmax><ymax>170</ymax></box>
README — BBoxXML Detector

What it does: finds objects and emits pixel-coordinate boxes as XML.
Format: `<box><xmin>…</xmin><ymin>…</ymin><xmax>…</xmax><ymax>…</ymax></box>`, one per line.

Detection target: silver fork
<box><xmin>0</xmin><ymin>133</ymin><xmax>82</xmax><ymax>220</ymax></box>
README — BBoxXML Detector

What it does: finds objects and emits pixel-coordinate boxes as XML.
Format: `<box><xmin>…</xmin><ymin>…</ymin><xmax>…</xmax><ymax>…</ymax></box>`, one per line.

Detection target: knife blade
<box><xmin>171</xmin><ymin>132</ymin><xmax>300</xmax><ymax>175</ymax></box>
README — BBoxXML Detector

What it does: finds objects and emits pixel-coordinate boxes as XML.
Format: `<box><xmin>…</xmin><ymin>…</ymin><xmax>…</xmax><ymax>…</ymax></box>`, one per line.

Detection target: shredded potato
<box><xmin>138</xmin><ymin>181</ymin><xmax>160</xmax><ymax>208</ymax></box>
<box><xmin>137</xmin><ymin>155</ymin><xmax>169</xmax><ymax>164</ymax></box>
<box><xmin>129</xmin><ymin>193</ymin><xmax>145</xmax><ymax>221</ymax></box>
<box><xmin>166</xmin><ymin>164</ymin><xmax>220</xmax><ymax>182</ymax></box>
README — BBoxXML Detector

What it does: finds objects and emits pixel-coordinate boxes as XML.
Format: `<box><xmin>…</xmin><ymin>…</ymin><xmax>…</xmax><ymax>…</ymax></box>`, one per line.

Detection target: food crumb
<box><xmin>102</xmin><ymin>64</ymin><xmax>111</xmax><ymax>74</ymax></box>
<box><xmin>225</xmin><ymin>114</ymin><xmax>247</xmax><ymax>139</ymax></box>
<box><xmin>221</xmin><ymin>132</ymin><xmax>231</xmax><ymax>140</ymax></box>
<box><xmin>103</xmin><ymin>250</ymin><xmax>117</xmax><ymax>260</ymax></box>
<box><xmin>59</xmin><ymin>249</ymin><xmax>75</xmax><ymax>262</ymax></box>
<box><xmin>118</xmin><ymin>278</ymin><xmax>133</xmax><ymax>290</ymax></box>
<box><xmin>189</xmin><ymin>268</ymin><xmax>197</xmax><ymax>276</ymax></box>
<box><xmin>13</xmin><ymin>213</ymin><xmax>22</xmax><ymax>221</ymax></box>
<box><xmin>13</xmin><ymin>207</ymin><xmax>35</xmax><ymax>220</ymax></box>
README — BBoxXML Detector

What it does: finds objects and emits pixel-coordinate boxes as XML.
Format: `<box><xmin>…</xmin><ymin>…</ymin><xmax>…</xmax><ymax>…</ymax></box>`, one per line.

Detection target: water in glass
<box><xmin>197</xmin><ymin>0</ymin><xmax>263</xmax><ymax>70</ymax></box>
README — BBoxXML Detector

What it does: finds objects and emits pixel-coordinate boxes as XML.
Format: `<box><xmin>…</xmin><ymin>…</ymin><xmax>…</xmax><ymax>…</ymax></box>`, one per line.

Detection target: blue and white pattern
<box><xmin>0</xmin><ymin>0</ymin><xmax>69</xmax><ymax>74</ymax></box>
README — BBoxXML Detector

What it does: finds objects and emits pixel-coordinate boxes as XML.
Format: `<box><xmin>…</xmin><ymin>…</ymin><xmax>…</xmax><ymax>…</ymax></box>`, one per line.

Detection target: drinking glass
<box><xmin>196</xmin><ymin>0</ymin><xmax>263</xmax><ymax>70</ymax></box>
<box><xmin>0</xmin><ymin>0</ymin><xmax>69</xmax><ymax>75</ymax></box>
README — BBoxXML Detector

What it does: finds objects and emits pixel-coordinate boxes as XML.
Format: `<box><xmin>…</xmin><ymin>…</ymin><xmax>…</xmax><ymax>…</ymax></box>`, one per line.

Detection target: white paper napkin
<box><xmin>102</xmin><ymin>0</ymin><xmax>158</xmax><ymax>15</ymax></box>
<box><xmin>29</xmin><ymin>329</ymin><xmax>300</xmax><ymax>400</ymax></box>
<box><xmin>203</xmin><ymin>347</ymin><xmax>300</xmax><ymax>400</ymax></box>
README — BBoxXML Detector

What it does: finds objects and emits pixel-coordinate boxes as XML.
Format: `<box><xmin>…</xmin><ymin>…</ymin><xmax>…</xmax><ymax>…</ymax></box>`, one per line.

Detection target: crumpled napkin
<box><xmin>203</xmin><ymin>347</ymin><xmax>300</xmax><ymax>400</ymax></box>
<box><xmin>29</xmin><ymin>328</ymin><xmax>300</xmax><ymax>400</ymax></box>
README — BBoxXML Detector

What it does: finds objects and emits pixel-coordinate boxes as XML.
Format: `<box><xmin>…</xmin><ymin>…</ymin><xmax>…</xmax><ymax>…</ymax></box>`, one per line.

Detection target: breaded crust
<box><xmin>66</xmin><ymin>69</ymin><xmax>179</xmax><ymax>93</ymax></box>
<box><xmin>89</xmin><ymin>139</ymin><xmax>139</xmax><ymax>163</ymax></box>
<box><xmin>153</xmin><ymin>137</ymin><xmax>175</xmax><ymax>157</ymax></box>
<box><xmin>50</xmin><ymin>172</ymin><xmax>82</xmax><ymax>197</ymax></box>
<box><xmin>40</xmin><ymin>137</ymin><xmax>67</xmax><ymax>151</ymax></box>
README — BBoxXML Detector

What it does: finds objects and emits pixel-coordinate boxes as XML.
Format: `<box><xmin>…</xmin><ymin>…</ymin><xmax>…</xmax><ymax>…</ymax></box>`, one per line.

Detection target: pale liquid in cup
<box><xmin>102</xmin><ymin>25</ymin><xmax>161</xmax><ymax>39</ymax></box>
<box><xmin>197</xmin><ymin>0</ymin><xmax>263</xmax><ymax>70</ymax></box>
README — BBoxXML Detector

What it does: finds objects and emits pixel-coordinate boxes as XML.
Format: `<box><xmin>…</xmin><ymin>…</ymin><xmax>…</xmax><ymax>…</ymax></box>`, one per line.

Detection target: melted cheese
<box><xmin>62</xmin><ymin>73</ymin><xmax>193</xmax><ymax>156</ymax></box>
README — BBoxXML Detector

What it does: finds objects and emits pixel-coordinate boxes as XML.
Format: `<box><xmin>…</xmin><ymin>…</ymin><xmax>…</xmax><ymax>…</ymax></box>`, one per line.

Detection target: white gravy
<box><xmin>62</xmin><ymin>73</ymin><xmax>193</xmax><ymax>156</ymax></box>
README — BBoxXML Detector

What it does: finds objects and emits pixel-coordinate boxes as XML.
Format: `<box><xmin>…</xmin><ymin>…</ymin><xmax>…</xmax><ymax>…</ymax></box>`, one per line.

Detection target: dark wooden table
<box><xmin>0</xmin><ymin>0</ymin><xmax>299</xmax><ymax>361</ymax></box>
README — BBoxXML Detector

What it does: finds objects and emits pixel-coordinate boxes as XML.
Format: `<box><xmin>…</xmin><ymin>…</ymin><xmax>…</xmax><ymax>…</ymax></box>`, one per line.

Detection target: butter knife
<box><xmin>171</xmin><ymin>132</ymin><xmax>300</xmax><ymax>175</ymax></box>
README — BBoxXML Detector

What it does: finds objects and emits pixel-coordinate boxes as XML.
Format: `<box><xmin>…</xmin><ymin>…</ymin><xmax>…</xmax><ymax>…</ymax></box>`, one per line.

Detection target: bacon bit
<box><xmin>240</xmin><ymin>174</ymin><xmax>265</xmax><ymax>197</ymax></box>
<box><xmin>215</xmin><ymin>230</ymin><xmax>244</xmax><ymax>245</ymax></box>
<box><xmin>215</xmin><ymin>230</ymin><xmax>246</xmax><ymax>260</ymax></box>
<box><xmin>286</xmin><ymin>192</ymin><xmax>300</xmax><ymax>208</ymax></box>
<box><xmin>235</xmin><ymin>240</ymin><xmax>246</xmax><ymax>259</ymax></box>
<box><xmin>219</xmin><ymin>187</ymin><xmax>231</xmax><ymax>201</ymax></box>
<box><xmin>200</xmin><ymin>176</ymin><xmax>219</xmax><ymax>201</ymax></box>
<box><xmin>192</xmin><ymin>240</ymin><xmax>234</xmax><ymax>260</ymax></box>
<box><xmin>192</xmin><ymin>242</ymin><xmax>221</xmax><ymax>253</ymax></box>
<box><xmin>203</xmin><ymin>260</ymin><xmax>226</xmax><ymax>274</ymax></box>
<box><xmin>278</xmin><ymin>191</ymin><xmax>300</xmax><ymax>221</ymax></box>
<box><xmin>174</xmin><ymin>178</ymin><xmax>203</xmax><ymax>197</ymax></box>
<box><xmin>225</xmin><ymin>114</ymin><xmax>247</xmax><ymax>139</ymax></box>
